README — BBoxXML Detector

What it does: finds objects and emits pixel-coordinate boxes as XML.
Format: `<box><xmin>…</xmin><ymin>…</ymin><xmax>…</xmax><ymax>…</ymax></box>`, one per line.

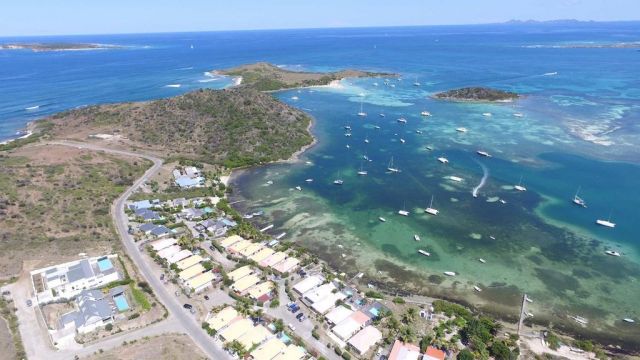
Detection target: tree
<box><xmin>489</xmin><ymin>340</ymin><xmax>516</xmax><ymax>360</ymax></box>
<box><xmin>401</xmin><ymin>307</ymin><xmax>418</xmax><ymax>324</ymax></box>
<box><xmin>420</xmin><ymin>335</ymin><xmax>434</xmax><ymax>352</ymax></box>
<box><xmin>398</xmin><ymin>326</ymin><xmax>417</xmax><ymax>344</ymax></box>
<box><xmin>274</xmin><ymin>319</ymin><xmax>284</xmax><ymax>332</ymax></box>
<box><xmin>457</xmin><ymin>349</ymin><xmax>474</xmax><ymax>360</ymax></box>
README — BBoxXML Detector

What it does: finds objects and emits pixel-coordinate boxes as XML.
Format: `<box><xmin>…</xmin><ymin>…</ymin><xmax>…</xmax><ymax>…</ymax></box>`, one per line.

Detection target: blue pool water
<box><xmin>113</xmin><ymin>294</ymin><xmax>129</xmax><ymax>312</ymax></box>
<box><xmin>97</xmin><ymin>257</ymin><xmax>113</xmax><ymax>272</ymax></box>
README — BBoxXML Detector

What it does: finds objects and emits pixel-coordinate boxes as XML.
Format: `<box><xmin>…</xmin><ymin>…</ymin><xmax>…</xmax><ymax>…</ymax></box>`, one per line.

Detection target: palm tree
<box><xmin>398</xmin><ymin>326</ymin><xmax>417</xmax><ymax>344</ymax></box>
<box><xmin>401</xmin><ymin>307</ymin><xmax>418</xmax><ymax>324</ymax></box>
<box><xmin>386</xmin><ymin>315</ymin><xmax>401</xmax><ymax>333</ymax></box>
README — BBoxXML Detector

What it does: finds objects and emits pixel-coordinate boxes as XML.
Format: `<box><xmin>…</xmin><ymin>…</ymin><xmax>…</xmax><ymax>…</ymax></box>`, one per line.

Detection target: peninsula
<box><xmin>0</xmin><ymin>43</ymin><xmax>122</xmax><ymax>52</ymax></box>
<box><xmin>217</xmin><ymin>62</ymin><xmax>397</xmax><ymax>91</ymax></box>
<box><xmin>433</xmin><ymin>86</ymin><xmax>519</xmax><ymax>102</ymax></box>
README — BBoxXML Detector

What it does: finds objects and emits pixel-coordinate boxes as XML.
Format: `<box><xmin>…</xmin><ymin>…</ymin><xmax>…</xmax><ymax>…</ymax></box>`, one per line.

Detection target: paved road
<box><xmin>265</xmin><ymin>281</ymin><xmax>340</xmax><ymax>360</ymax></box>
<box><xmin>44</xmin><ymin>141</ymin><xmax>231</xmax><ymax>360</ymax></box>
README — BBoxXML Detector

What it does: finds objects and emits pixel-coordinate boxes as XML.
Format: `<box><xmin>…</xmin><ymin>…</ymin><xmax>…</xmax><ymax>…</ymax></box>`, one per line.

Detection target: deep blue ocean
<box><xmin>2</xmin><ymin>22</ymin><xmax>639</xmax><ymax>346</ymax></box>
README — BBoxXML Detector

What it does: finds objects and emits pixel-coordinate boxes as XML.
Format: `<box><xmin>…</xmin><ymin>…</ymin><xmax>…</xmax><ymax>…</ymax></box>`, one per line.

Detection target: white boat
<box><xmin>444</xmin><ymin>271</ymin><xmax>456</xmax><ymax>276</ymax></box>
<box><xmin>437</xmin><ymin>157</ymin><xmax>449</xmax><ymax>164</ymax></box>
<box><xmin>571</xmin><ymin>315</ymin><xmax>589</xmax><ymax>325</ymax></box>
<box><xmin>346</xmin><ymin>145</ymin><xmax>350</xmax><ymax>149</ymax></box>
<box><xmin>414</xmin><ymin>234</ymin><xmax>421</xmax><ymax>241</ymax></box>
<box><xmin>387</xmin><ymin>157</ymin><xmax>400</xmax><ymax>173</ymax></box>
<box><xmin>572</xmin><ymin>187</ymin><xmax>587</xmax><ymax>208</ymax></box>
<box><xmin>373</xmin><ymin>82</ymin><xmax>379</xmax><ymax>86</ymax></box>
<box><xmin>525</xmin><ymin>296</ymin><xmax>533</xmax><ymax>303</ymax></box>
<box><xmin>425</xmin><ymin>196</ymin><xmax>439</xmax><ymax>216</ymax></box>
<box><xmin>397</xmin><ymin>117</ymin><xmax>407</xmax><ymax>124</ymax></box>
<box><xmin>344</xmin><ymin>132</ymin><xmax>352</xmax><ymax>137</ymax></box>
<box><xmin>421</xmin><ymin>111</ymin><xmax>431</xmax><ymax>116</ymax></box>
<box><xmin>398</xmin><ymin>210</ymin><xmax>409</xmax><ymax>216</ymax></box>
<box><xmin>378</xmin><ymin>217</ymin><xmax>386</xmax><ymax>222</ymax></box>
<box><xmin>25</xmin><ymin>105</ymin><xmax>40</xmax><ymax>111</ymax></box>
<box><xmin>364</xmin><ymin>137</ymin><xmax>369</xmax><ymax>144</ymax></box>
<box><xmin>474</xmin><ymin>286</ymin><xmax>482</xmax><ymax>292</ymax></box>
<box><xmin>413</xmin><ymin>78</ymin><xmax>421</xmax><ymax>86</ymax></box>
<box><xmin>478</xmin><ymin>258</ymin><xmax>486</xmax><ymax>263</ymax></box>
<box><xmin>291</xmin><ymin>96</ymin><xmax>299</xmax><ymax>100</ymax></box>
<box><xmin>482</xmin><ymin>112</ymin><xmax>492</xmax><ymax>117</ymax></box>
<box><xmin>295</xmin><ymin>186</ymin><xmax>302</xmax><ymax>191</ymax></box>
<box><xmin>344</xmin><ymin>125</ymin><xmax>351</xmax><ymax>130</ymax></box>
<box><xmin>477</xmin><ymin>150</ymin><xmax>491</xmax><ymax>157</ymax></box>
<box><xmin>415</xmin><ymin>130</ymin><xmax>423</xmax><ymax>134</ymax></box>
<box><xmin>513</xmin><ymin>113</ymin><xmax>524</xmax><ymax>118</ymax></box>
<box><xmin>499</xmin><ymin>199</ymin><xmax>507</xmax><ymax>204</ymax></box>
<box><xmin>373</xmin><ymin>125</ymin><xmax>381</xmax><ymax>129</ymax></box>
<box><xmin>605</xmin><ymin>250</ymin><xmax>621</xmax><ymax>257</ymax></box>
<box><xmin>165</xmin><ymin>84</ymin><xmax>181</xmax><ymax>88</ymax></box>
<box><xmin>305</xmin><ymin>178</ymin><xmax>314</xmax><ymax>183</ymax></box>
<box><xmin>400</xmin><ymin>138</ymin><xmax>406</xmax><ymax>144</ymax></box>
<box><xmin>276</xmin><ymin>232</ymin><xmax>286</xmax><ymax>240</ymax></box>
<box><xmin>363</xmin><ymin>154</ymin><xmax>369</xmax><ymax>160</ymax></box>
<box><xmin>456</xmin><ymin>127</ymin><xmax>468</xmax><ymax>133</ymax></box>
<box><xmin>596</xmin><ymin>219</ymin><xmax>616</xmax><ymax>228</ymax></box>
<box><xmin>418</xmin><ymin>250</ymin><xmax>431</xmax><ymax>257</ymax></box>
<box><xmin>544</xmin><ymin>71</ymin><xmax>558</xmax><ymax>76</ymax></box>
<box><xmin>357</xmin><ymin>99</ymin><xmax>367</xmax><ymax>117</ymax></box>
<box><xmin>525</xmin><ymin>312</ymin><xmax>534</xmax><ymax>318</ymax></box>
<box><xmin>379</xmin><ymin>113</ymin><xmax>386</xmax><ymax>117</ymax></box>
<box><xmin>357</xmin><ymin>162</ymin><xmax>368</xmax><ymax>176</ymax></box>
<box><xmin>333</xmin><ymin>179</ymin><xmax>344</xmax><ymax>185</ymax></box>
<box><xmin>514</xmin><ymin>176</ymin><xmax>527</xmax><ymax>191</ymax></box>
<box><xmin>190</xmin><ymin>44</ymin><xmax>194</xmax><ymax>49</ymax></box>
<box><xmin>623</xmin><ymin>318</ymin><xmax>635</xmax><ymax>323</ymax></box>
<box><xmin>266</xmin><ymin>180</ymin><xmax>274</xmax><ymax>185</ymax></box>
<box><xmin>448</xmin><ymin>176</ymin><xmax>463</xmax><ymax>182</ymax></box>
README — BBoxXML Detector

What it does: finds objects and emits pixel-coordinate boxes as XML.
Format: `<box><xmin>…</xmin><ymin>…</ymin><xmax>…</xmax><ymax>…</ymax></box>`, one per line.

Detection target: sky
<box><xmin>1</xmin><ymin>0</ymin><xmax>639</xmax><ymax>37</ymax></box>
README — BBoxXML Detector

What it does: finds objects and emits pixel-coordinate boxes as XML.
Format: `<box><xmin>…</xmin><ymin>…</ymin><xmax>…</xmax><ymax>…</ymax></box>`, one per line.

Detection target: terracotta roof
<box><xmin>424</xmin><ymin>346</ymin><xmax>446</xmax><ymax>360</ymax></box>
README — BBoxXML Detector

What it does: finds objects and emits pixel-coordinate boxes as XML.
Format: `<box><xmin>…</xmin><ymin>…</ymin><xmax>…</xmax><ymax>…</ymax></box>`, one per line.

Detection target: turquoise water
<box><xmin>97</xmin><ymin>257</ymin><xmax>113</xmax><ymax>272</ymax></box>
<box><xmin>114</xmin><ymin>294</ymin><xmax>129</xmax><ymax>312</ymax></box>
<box><xmin>2</xmin><ymin>23</ymin><xmax>639</xmax><ymax>349</ymax></box>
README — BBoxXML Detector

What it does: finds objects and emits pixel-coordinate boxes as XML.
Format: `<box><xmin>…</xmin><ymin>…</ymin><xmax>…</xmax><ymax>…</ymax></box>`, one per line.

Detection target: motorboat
<box><xmin>477</xmin><ymin>150</ymin><xmax>491</xmax><ymax>157</ymax></box>
<box><xmin>421</xmin><ymin>111</ymin><xmax>431</xmax><ymax>116</ymax></box>
<box><xmin>418</xmin><ymin>250</ymin><xmax>431</xmax><ymax>257</ymax></box>
<box><xmin>397</xmin><ymin>117</ymin><xmax>407</xmax><ymax>124</ymax></box>
<box><xmin>437</xmin><ymin>157</ymin><xmax>449</xmax><ymax>164</ymax></box>
<box><xmin>444</xmin><ymin>271</ymin><xmax>456</xmax><ymax>276</ymax></box>
<box><xmin>605</xmin><ymin>250</ymin><xmax>621</xmax><ymax>257</ymax></box>
<box><xmin>456</xmin><ymin>127</ymin><xmax>468</xmax><ymax>133</ymax></box>
<box><xmin>378</xmin><ymin>217</ymin><xmax>386</xmax><ymax>222</ymax></box>
<box><xmin>482</xmin><ymin>112</ymin><xmax>492</xmax><ymax>117</ymax></box>
<box><xmin>333</xmin><ymin>179</ymin><xmax>344</xmax><ymax>185</ymax></box>
<box><xmin>414</xmin><ymin>234</ymin><xmax>421</xmax><ymax>241</ymax></box>
<box><xmin>400</xmin><ymin>138</ymin><xmax>406</xmax><ymax>144</ymax></box>
<box><xmin>478</xmin><ymin>258</ymin><xmax>486</xmax><ymax>263</ymax></box>
<box><xmin>448</xmin><ymin>176</ymin><xmax>463</xmax><ymax>182</ymax></box>
<box><xmin>596</xmin><ymin>219</ymin><xmax>616</xmax><ymax>228</ymax></box>
<box><xmin>474</xmin><ymin>286</ymin><xmax>482</xmax><ymax>292</ymax></box>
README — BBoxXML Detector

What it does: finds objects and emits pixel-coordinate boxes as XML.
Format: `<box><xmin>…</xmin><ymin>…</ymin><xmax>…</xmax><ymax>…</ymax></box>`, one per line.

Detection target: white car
<box><xmin>288</xmin><ymin>323</ymin><xmax>296</xmax><ymax>331</ymax></box>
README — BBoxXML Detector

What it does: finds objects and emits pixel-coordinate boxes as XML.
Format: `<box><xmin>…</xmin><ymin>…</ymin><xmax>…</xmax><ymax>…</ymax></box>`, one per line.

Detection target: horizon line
<box><xmin>2</xmin><ymin>18</ymin><xmax>640</xmax><ymax>39</ymax></box>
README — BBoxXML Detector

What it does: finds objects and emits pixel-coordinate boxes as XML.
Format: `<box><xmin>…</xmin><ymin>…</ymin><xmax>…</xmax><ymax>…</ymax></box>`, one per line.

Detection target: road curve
<box><xmin>46</xmin><ymin>141</ymin><xmax>231</xmax><ymax>360</ymax></box>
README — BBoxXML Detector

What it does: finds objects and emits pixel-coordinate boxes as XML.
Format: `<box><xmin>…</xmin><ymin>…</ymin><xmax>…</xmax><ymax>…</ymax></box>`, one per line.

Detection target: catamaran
<box><xmin>387</xmin><ymin>157</ymin><xmax>400</xmax><ymax>173</ymax></box>
<box><xmin>357</xmin><ymin>162</ymin><xmax>368</xmax><ymax>176</ymax></box>
<box><xmin>418</xmin><ymin>250</ymin><xmax>431</xmax><ymax>257</ymax></box>
<box><xmin>572</xmin><ymin>187</ymin><xmax>587</xmax><ymax>208</ymax></box>
<box><xmin>398</xmin><ymin>202</ymin><xmax>409</xmax><ymax>216</ymax></box>
<box><xmin>357</xmin><ymin>99</ymin><xmax>367</xmax><ymax>117</ymax></box>
<box><xmin>425</xmin><ymin>196</ymin><xmax>439</xmax><ymax>215</ymax></box>
<box><xmin>514</xmin><ymin>176</ymin><xmax>527</xmax><ymax>191</ymax></box>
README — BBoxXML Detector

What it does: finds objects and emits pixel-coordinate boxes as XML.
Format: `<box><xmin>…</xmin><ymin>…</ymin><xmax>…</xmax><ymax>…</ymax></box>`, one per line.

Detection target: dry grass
<box><xmin>85</xmin><ymin>334</ymin><xmax>207</xmax><ymax>360</ymax></box>
<box><xmin>0</xmin><ymin>145</ymin><xmax>151</xmax><ymax>278</ymax></box>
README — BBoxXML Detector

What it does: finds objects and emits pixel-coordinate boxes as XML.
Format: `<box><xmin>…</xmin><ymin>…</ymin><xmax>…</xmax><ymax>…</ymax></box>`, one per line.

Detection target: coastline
<box><xmin>0</xmin><ymin>122</ymin><xmax>35</xmax><ymax>145</ymax></box>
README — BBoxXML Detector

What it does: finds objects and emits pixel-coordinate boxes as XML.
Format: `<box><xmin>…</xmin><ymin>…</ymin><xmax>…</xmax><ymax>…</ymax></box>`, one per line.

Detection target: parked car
<box><xmin>160</xmin><ymin>273</ymin><xmax>165</xmax><ymax>281</ymax></box>
<box><xmin>289</xmin><ymin>304</ymin><xmax>300</xmax><ymax>313</ymax></box>
<box><xmin>26</xmin><ymin>299</ymin><xmax>32</xmax><ymax>307</ymax></box>
<box><xmin>204</xmin><ymin>295</ymin><xmax>210</xmax><ymax>300</ymax></box>
<box><xmin>296</xmin><ymin>313</ymin><xmax>306</xmax><ymax>322</ymax></box>
<box><xmin>183</xmin><ymin>303</ymin><xmax>193</xmax><ymax>310</ymax></box>
<box><xmin>288</xmin><ymin>323</ymin><xmax>296</xmax><ymax>331</ymax></box>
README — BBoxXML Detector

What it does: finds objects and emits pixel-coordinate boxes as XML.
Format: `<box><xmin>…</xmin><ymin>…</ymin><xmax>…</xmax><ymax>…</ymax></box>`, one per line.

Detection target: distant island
<box><xmin>0</xmin><ymin>43</ymin><xmax>122</xmax><ymax>52</ymax></box>
<box><xmin>433</xmin><ymin>87</ymin><xmax>519</xmax><ymax>102</ymax></box>
<box><xmin>41</xmin><ymin>88</ymin><xmax>313</xmax><ymax>168</ymax></box>
<box><xmin>216</xmin><ymin>62</ymin><xmax>397</xmax><ymax>91</ymax></box>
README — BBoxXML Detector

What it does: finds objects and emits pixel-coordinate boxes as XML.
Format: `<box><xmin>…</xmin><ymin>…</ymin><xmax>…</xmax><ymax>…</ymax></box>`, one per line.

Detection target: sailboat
<box><xmin>514</xmin><ymin>176</ymin><xmax>527</xmax><ymax>191</ymax></box>
<box><xmin>333</xmin><ymin>171</ymin><xmax>344</xmax><ymax>185</ymax></box>
<box><xmin>398</xmin><ymin>202</ymin><xmax>409</xmax><ymax>216</ymax></box>
<box><xmin>413</xmin><ymin>77</ymin><xmax>421</xmax><ymax>86</ymax></box>
<box><xmin>357</xmin><ymin>161</ymin><xmax>368</xmax><ymax>176</ymax></box>
<box><xmin>387</xmin><ymin>157</ymin><xmax>400</xmax><ymax>173</ymax></box>
<box><xmin>572</xmin><ymin>187</ymin><xmax>587</xmax><ymax>208</ymax></box>
<box><xmin>425</xmin><ymin>196</ymin><xmax>439</xmax><ymax>215</ymax></box>
<box><xmin>364</xmin><ymin>134</ymin><xmax>370</xmax><ymax>144</ymax></box>
<box><xmin>596</xmin><ymin>212</ymin><xmax>616</xmax><ymax>228</ymax></box>
<box><xmin>357</xmin><ymin>99</ymin><xmax>367</xmax><ymax>117</ymax></box>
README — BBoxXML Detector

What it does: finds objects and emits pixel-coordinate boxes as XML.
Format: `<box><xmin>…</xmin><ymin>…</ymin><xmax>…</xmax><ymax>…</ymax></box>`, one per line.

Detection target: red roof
<box><xmin>424</xmin><ymin>346</ymin><xmax>446</xmax><ymax>360</ymax></box>
<box><xmin>350</xmin><ymin>310</ymin><xmax>370</xmax><ymax>325</ymax></box>
<box><xmin>388</xmin><ymin>340</ymin><xmax>421</xmax><ymax>360</ymax></box>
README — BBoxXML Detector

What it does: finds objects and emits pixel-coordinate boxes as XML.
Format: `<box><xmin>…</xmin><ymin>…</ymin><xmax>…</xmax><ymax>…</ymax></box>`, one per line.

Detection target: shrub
<box><xmin>105</xmin><ymin>323</ymin><xmax>113</xmax><ymax>331</ymax></box>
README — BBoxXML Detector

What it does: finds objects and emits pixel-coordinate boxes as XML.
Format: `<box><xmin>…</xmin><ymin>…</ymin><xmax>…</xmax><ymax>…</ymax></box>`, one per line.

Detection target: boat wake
<box><xmin>472</xmin><ymin>160</ymin><xmax>489</xmax><ymax>197</ymax></box>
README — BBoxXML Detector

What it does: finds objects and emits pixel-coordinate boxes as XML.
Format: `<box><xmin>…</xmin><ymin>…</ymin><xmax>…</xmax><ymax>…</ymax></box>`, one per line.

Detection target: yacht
<box><xmin>605</xmin><ymin>250</ymin><xmax>621</xmax><ymax>257</ymax></box>
<box><xmin>415</xmin><ymin>130</ymin><xmax>423</xmax><ymax>134</ymax></box>
<box><xmin>418</xmin><ymin>250</ymin><xmax>431</xmax><ymax>257</ymax></box>
<box><xmin>514</xmin><ymin>176</ymin><xmax>527</xmax><ymax>191</ymax></box>
<box><xmin>305</xmin><ymin>178</ymin><xmax>313</xmax><ymax>183</ymax></box>
<box><xmin>482</xmin><ymin>112</ymin><xmax>492</xmax><ymax>117</ymax></box>
<box><xmin>477</xmin><ymin>150</ymin><xmax>491</xmax><ymax>157</ymax></box>
<box><xmin>379</xmin><ymin>113</ymin><xmax>386</xmax><ymax>117</ymax></box>
<box><xmin>513</xmin><ymin>113</ymin><xmax>524</xmax><ymax>118</ymax></box>
<box><xmin>525</xmin><ymin>296</ymin><xmax>533</xmax><ymax>303</ymax></box>
<box><xmin>344</xmin><ymin>125</ymin><xmax>351</xmax><ymax>130</ymax></box>
<box><xmin>448</xmin><ymin>176</ymin><xmax>463</xmax><ymax>182</ymax></box>
<box><xmin>474</xmin><ymin>286</ymin><xmax>482</xmax><ymax>292</ymax></box>
<box><xmin>437</xmin><ymin>157</ymin><xmax>449</xmax><ymax>164</ymax></box>
<box><xmin>413</xmin><ymin>78</ymin><xmax>421</xmax><ymax>86</ymax></box>
<box><xmin>572</xmin><ymin>187</ymin><xmax>587</xmax><ymax>208</ymax></box>
<box><xmin>400</xmin><ymin>138</ymin><xmax>406</xmax><ymax>144</ymax></box>
<box><xmin>478</xmin><ymin>258</ymin><xmax>486</xmax><ymax>264</ymax></box>
<box><xmin>444</xmin><ymin>271</ymin><xmax>456</xmax><ymax>276</ymax></box>
<box><xmin>456</xmin><ymin>127</ymin><xmax>468</xmax><ymax>133</ymax></box>
<box><xmin>425</xmin><ymin>196</ymin><xmax>439</xmax><ymax>215</ymax></box>
<box><xmin>333</xmin><ymin>176</ymin><xmax>344</xmax><ymax>185</ymax></box>
<box><xmin>414</xmin><ymin>234</ymin><xmax>421</xmax><ymax>241</ymax></box>
<box><xmin>295</xmin><ymin>186</ymin><xmax>302</xmax><ymax>191</ymax></box>
<box><xmin>596</xmin><ymin>219</ymin><xmax>616</xmax><ymax>228</ymax></box>
<box><xmin>397</xmin><ymin>117</ymin><xmax>407</xmax><ymax>124</ymax></box>
<box><xmin>378</xmin><ymin>217</ymin><xmax>386</xmax><ymax>222</ymax></box>
<box><xmin>357</xmin><ymin>99</ymin><xmax>367</xmax><ymax>117</ymax></box>
<box><xmin>387</xmin><ymin>157</ymin><xmax>400</xmax><ymax>173</ymax></box>
<box><xmin>623</xmin><ymin>318</ymin><xmax>635</xmax><ymax>323</ymax></box>
<box><xmin>364</xmin><ymin>137</ymin><xmax>370</xmax><ymax>144</ymax></box>
<box><xmin>398</xmin><ymin>202</ymin><xmax>409</xmax><ymax>216</ymax></box>
<box><xmin>421</xmin><ymin>111</ymin><xmax>431</xmax><ymax>116</ymax></box>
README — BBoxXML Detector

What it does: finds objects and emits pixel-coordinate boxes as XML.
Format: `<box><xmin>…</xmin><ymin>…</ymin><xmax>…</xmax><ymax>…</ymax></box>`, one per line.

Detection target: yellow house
<box><xmin>249</xmin><ymin>248</ymin><xmax>275</xmax><ymax>263</ymax></box>
<box><xmin>219</xmin><ymin>318</ymin><xmax>253</xmax><ymax>342</ymax></box>
<box><xmin>178</xmin><ymin>263</ymin><xmax>205</xmax><ymax>281</ymax></box>
<box><xmin>237</xmin><ymin>325</ymin><xmax>271</xmax><ymax>349</ymax></box>
<box><xmin>232</xmin><ymin>274</ymin><xmax>261</xmax><ymax>294</ymax></box>
<box><xmin>250</xmin><ymin>338</ymin><xmax>286</xmax><ymax>359</ymax></box>
<box><xmin>239</xmin><ymin>243</ymin><xmax>264</xmax><ymax>257</ymax></box>
<box><xmin>247</xmin><ymin>281</ymin><xmax>274</xmax><ymax>300</ymax></box>
<box><xmin>220</xmin><ymin>235</ymin><xmax>244</xmax><ymax>248</ymax></box>
<box><xmin>207</xmin><ymin>306</ymin><xmax>239</xmax><ymax>332</ymax></box>
<box><xmin>228</xmin><ymin>265</ymin><xmax>253</xmax><ymax>281</ymax></box>
<box><xmin>176</xmin><ymin>255</ymin><xmax>203</xmax><ymax>270</ymax></box>
<box><xmin>185</xmin><ymin>271</ymin><xmax>215</xmax><ymax>292</ymax></box>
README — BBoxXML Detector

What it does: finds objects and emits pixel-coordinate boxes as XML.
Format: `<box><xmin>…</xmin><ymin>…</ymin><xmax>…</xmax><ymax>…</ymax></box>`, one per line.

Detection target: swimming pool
<box><xmin>113</xmin><ymin>294</ymin><xmax>129</xmax><ymax>312</ymax></box>
<box><xmin>97</xmin><ymin>257</ymin><xmax>113</xmax><ymax>272</ymax></box>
